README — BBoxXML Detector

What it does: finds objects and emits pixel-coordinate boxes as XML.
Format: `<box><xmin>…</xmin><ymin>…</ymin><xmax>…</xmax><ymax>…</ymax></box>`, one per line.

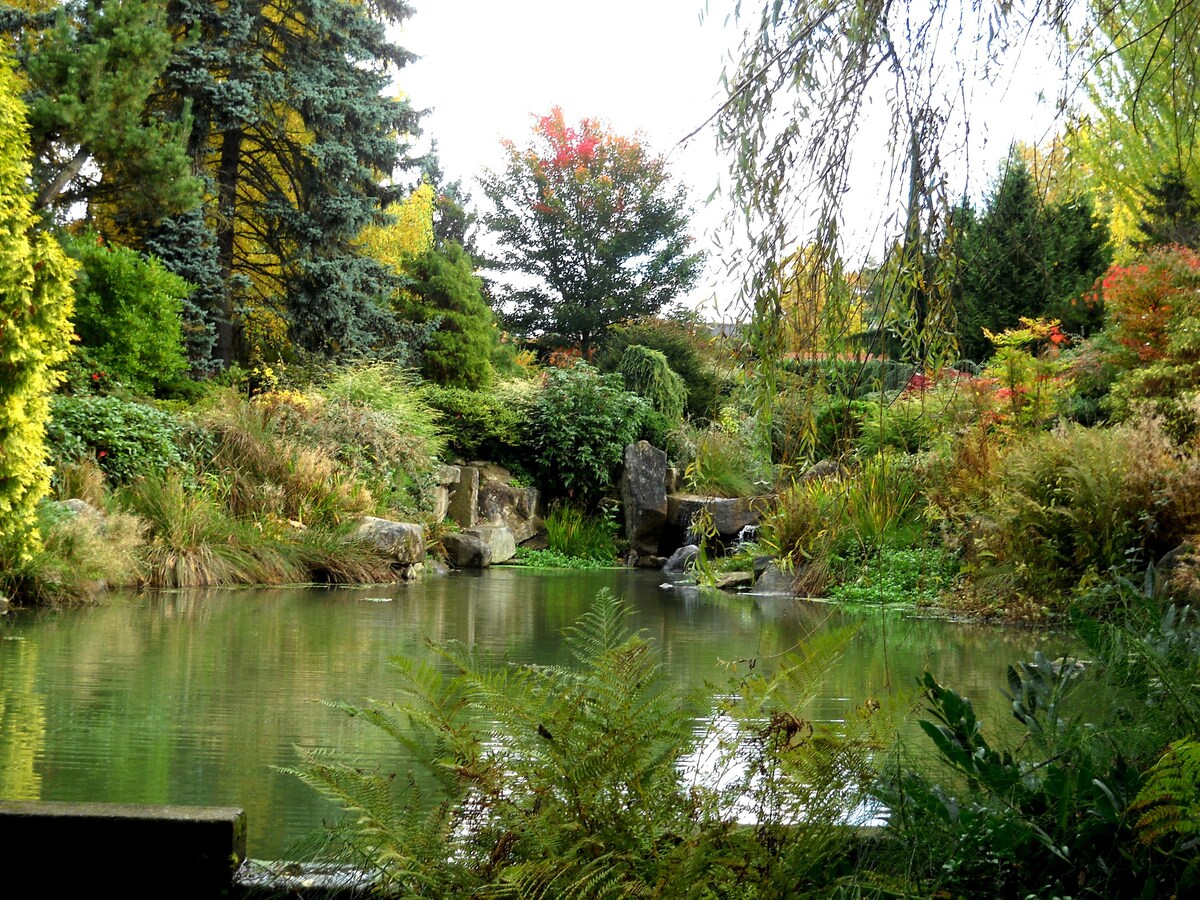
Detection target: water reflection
<box><xmin>0</xmin><ymin>570</ymin><xmax>1070</xmax><ymax>858</ymax></box>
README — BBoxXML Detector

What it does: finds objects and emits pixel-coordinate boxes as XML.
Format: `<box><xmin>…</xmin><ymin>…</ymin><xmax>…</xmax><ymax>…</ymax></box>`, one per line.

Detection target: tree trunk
<box><xmin>215</xmin><ymin>126</ymin><xmax>243</xmax><ymax>364</ymax></box>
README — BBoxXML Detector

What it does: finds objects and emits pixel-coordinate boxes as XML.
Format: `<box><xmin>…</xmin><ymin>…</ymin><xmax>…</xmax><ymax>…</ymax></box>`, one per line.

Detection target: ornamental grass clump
<box><xmin>940</xmin><ymin>412</ymin><xmax>1200</xmax><ymax>617</ymax></box>
<box><xmin>544</xmin><ymin>501</ymin><xmax>618</xmax><ymax>562</ymax></box>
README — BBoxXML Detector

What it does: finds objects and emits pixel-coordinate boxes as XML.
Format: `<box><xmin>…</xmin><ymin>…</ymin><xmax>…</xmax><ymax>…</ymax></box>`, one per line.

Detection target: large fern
<box><xmin>291</xmin><ymin>590</ymin><xmax>896</xmax><ymax>898</ymax></box>
<box><xmin>1131</xmin><ymin>738</ymin><xmax>1200</xmax><ymax>850</ymax></box>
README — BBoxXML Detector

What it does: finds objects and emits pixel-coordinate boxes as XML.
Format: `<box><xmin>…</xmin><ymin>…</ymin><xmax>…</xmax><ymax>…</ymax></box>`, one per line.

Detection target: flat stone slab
<box><xmin>0</xmin><ymin>801</ymin><xmax>245</xmax><ymax>898</ymax></box>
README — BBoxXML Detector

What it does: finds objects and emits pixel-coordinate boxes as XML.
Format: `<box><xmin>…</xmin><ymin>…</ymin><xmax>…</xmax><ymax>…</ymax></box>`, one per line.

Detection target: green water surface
<box><xmin>0</xmin><ymin>568</ymin><xmax>1071</xmax><ymax>859</ymax></box>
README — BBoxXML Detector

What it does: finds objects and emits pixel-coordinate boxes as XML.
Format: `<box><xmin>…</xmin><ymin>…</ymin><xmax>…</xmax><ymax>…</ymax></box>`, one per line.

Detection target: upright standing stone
<box><xmin>447</xmin><ymin>465</ymin><xmax>479</xmax><ymax>528</ymax></box>
<box><xmin>620</xmin><ymin>441</ymin><xmax>668</xmax><ymax>556</ymax></box>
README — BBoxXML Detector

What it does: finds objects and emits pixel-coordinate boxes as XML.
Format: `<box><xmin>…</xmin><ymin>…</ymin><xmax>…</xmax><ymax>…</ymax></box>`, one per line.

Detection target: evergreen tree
<box><xmin>1</xmin><ymin>0</ymin><xmax>201</xmax><ymax>227</ymax></box>
<box><xmin>0</xmin><ymin>54</ymin><xmax>76</xmax><ymax>562</ymax></box>
<box><xmin>955</xmin><ymin>159</ymin><xmax>1110</xmax><ymax>361</ymax></box>
<box><xmin>142</xmin><ymin>208</ymin><xmax>222</xmax><ymax>371</ymax></box>
<box><xmin>1137</xmin><ymin>170</ymin><xmax>1200</xmax><ymax>249</ymax></box>
<box><xmin>159</xmin><ymin>0</ymin><xmax>422</xmax><ymax>361</ymax></box>
<box><xmin>403</xmin><ymin>242</ymin><xmax>497</xmax><ymax>390</ymax></box>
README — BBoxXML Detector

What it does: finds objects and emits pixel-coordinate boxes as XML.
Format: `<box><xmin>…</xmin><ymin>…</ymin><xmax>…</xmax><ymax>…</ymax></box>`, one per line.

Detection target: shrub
<box><xmin>529</xmin><ymin>363</ymin><xmax>648</xmax><ymax>503</ymax></box>
<box><xmin>687</xmin><ymin>428</ymin><xmax>765</xmax><ymax>497</ymax></box>
<box><xmin>0</xmin><ymin>68</ymin><xmax>76</xmax><ymax>565</ymax></box>
<box><xmin>827</xmin><ymin>546</ymin><xmax>957</xmax><ymax>606</ymax></box>
<box><xmin>0</xmin><ymin>500</ymin><xmax>143</xmax><ymax>605</ymax></box>
<box><xmin>772</xmin><ymin>394</ymin><xmax>869</xmax><ymax>466</ymax></box>
<box><xmin>617</xmin><ymin>344</ymin><xmax>687</xmax><ymax>426</ymax></box>
<box><xmin>855</xmin><ymin>379</ymin><xmax>975</xmax><ymax>457</ymax></box>
<box><xmin>598</xmin><ymin>318</ymin><xmax>725</xmax><ymax>421</ymax></box>
<box><xmin>1094</xmin><ymin>246</ymin><xmax>1200</xmax><ymax>427</ymax></box>
<box><xmin>944</xmin><ymin>416</ymin><xmax>1200</xmax><ymax>614</ymax></box>
<box><xmin>47</xmin><ymin>395</ymin><xmax>184</xmax><ymax>484</ymax></box>
<box><xmin>422</xmin><ymin>381</ymin><xmax>531</xmax><ymax>464</ymax></box>
<box><xmin>64</xmin><ymin>234</ymin><xmax>191</xmax><ymax>395</ymax></box>
<box><xmin>195</xmin><ymin>392</ymin><xmax>376</xmax><ymax>527</ymax></box>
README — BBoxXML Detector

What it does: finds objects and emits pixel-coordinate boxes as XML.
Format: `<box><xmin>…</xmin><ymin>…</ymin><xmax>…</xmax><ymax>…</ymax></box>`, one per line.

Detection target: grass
<box><xmin>507</xmin><ymin>547</ymin><xmax>612</xmax><ymax>570</ymax></box>
<box><xmin>827</xmin><ymin>546</ymin><xmax>958</xmax><ymax>606</ymax></box>
<box><xmin>544</xmin><ymin>502</ymin><xmax>619</xmax><ymax>562</ymax></box>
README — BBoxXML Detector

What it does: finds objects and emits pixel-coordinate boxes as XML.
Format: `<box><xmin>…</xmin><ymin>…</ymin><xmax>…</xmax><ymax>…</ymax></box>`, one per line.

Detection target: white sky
<box><xmin>397</xmin><ymin>1</ymin><xmax>1070</xmax><ymax>316</ymax></box>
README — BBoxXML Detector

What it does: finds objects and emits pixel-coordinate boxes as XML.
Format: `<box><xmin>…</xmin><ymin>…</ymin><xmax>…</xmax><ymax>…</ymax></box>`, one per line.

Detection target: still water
<box><xmin>0</xmin><ymin>568</ymin><xmax>1071</xmax><ymax>859</ymax></box>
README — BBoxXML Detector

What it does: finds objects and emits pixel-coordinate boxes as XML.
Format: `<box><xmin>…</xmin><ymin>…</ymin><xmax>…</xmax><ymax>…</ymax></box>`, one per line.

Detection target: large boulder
<box><xmin>443</xmin><ymin>525</ymin><xmax>517</xmax><ymax>568</ymax></box>
<box><xmin>354</xmin><ymin>517</ymin><xmax>425</xmax><ymax>564</ymax></box>
<box><xmin>620</xmin><ymin>441</ymin><xmax>668</xmax><ymax>555</ymax></box>
<box><xmin>662</xmin><ymin>544</ymin><xmax>699</xmax><ymax>574</ymax></box>
<box><xmin>477</xmin><ymin>477</ymin><xmax>543</xmax><ymax>543</ymax></box>
<box><xmin>662</xmin><ymin>494</ymin><xmax>771</xmax><ymax>553</ymax></box>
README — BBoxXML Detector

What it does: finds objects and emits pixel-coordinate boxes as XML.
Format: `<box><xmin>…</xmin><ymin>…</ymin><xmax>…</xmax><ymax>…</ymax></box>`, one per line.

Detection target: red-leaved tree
<box><xmin>481</xmin><ymin>108</ymin><xmax>703</xmax><ymax>352</ymax></box>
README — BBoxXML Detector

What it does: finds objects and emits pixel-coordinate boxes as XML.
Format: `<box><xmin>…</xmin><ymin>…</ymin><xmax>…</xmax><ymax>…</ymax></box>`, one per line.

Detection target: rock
<box><xmin>753</xmin><ymin>562</ymin><xmax>795</xmax><ymax>595</ymax></box>
<box><xmin>447</xmin><ymin>466</ymin><xmax>479</xmax><ymax>528</ymax></box>
<box><xmin>663</xmin><ymin>494</ymin><xmax>771</xmax><ymax>551</ymax></box>
<box><xmin>1155</xmin><ymin>542</ymin><xmax>1200</xmax><ymax>600</ymax></box>
<box><xmin>443</xmin><ymin>525</ymin><xmax>517</xmax><ymax>568</ymax></box>
<box><xmin>625</xmin><ymin>550</ymin><xmax>667</xmax><ymax>568</ymax></box>
<box><xmin>444</xmin><ymin>532</ymin><xmax>490</xmax><ymax>567</ymax></box>
<box><xmin>470</xmin><ymin>525</ymin><xmax>517</xmax><ymax>563</ymax></box>
<box><xmin>468</xmin><ymin>461</ymin><xmax>513</xmax><ymax>483</ymax></box>
<box><xmin>663</xmin><ymin>544</ymin><xmax>699</xmax><ymax>574</ymax></box>
<box><xmin>800</xmin><ymin>458</ymin><xmax>843</xmax><ymax>482</ymax></box>
<box><xmin>714</xmin><ymin>571</ymin><xmax>754</xmax><ymax>591</ymax></box>
<box><xmin>477</xmin><ymin>478</ymin><xmax>543</xmax><ymax>543</ymax></box>
<box><xmin>620</xmin><ymin>441</ymin><xmax>668</xmax><ymax>555</ymax></box>
<box><xmin>429</xmin><ymin>465</ymin><xmax>461</xmax><ymax>522</ymax></box>
<box><xmin>354</xmin><ymin>517</ymin><xmax>425</xmax><ymax>564</ymax></box>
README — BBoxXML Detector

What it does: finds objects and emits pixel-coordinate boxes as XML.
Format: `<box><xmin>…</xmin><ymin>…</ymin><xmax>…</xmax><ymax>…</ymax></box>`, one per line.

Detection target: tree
<box><xmin>954</xmin><ymin>158</ymin><xmax>1110</xmax><ymax>362</ymax></box>
<box><xmin>1137</xmin><ymin>170</ymin><xmax>1200</xmax><ymax>249</ymax></box>
<box><xmin>1</xmin><ymin>0</ymin><xmax>201</xmax><ymax>227</ymax></box>
<box><xmin>402</xmin><ymin>242</ymin><xmax>497</xmax><ymax>390</ymax></box>
<box><xmin>157</xmin><ymin>0</ymin><xmax>422</xmax><ymax>361</ymax></box>
<box><xmin>712</xmin><ymin>1</ymin><xmax>1198</xmax><ymax>406</ymax></box>
<box><xmin>481</xmin><ymin>108</ymin><xmax>703</xmax><ymax>353</ymax></box>
<box><xmin>0</xmin><ymin>53</ymin><xmax>76</xmax><ymax>563</ymax></box>
<box><xmin>778</xmin><ymin>245</ymin><xmax>863</xmax><ymax>355</ymax></box>
<box><xmin>1073</xmin><ymin>0</ymin><xmax>1200</xmax><ymax>252</ymax></box>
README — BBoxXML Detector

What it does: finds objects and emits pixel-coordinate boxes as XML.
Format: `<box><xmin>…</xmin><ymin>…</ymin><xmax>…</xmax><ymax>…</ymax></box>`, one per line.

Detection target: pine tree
<box><xmin>2</xmin><ymin>0</ymin><xmax>200</xmax><ymax>226</ymax></box>
<box><xmin>955</xmin><ymin>159</ymin><xmax>1110</xmax><ymax>361</ymax></box>
<box><xmin>403</xmin><ymin>242</ymin><xmax>497</xmax><ymax>390</ymax></box>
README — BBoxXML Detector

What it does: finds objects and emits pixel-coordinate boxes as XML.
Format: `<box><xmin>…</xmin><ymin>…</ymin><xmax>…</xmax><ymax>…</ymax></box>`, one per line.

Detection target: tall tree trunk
<box><xmin>215</xmin><ymin>126</ymin><xmax>243</xmax><ymax>364</ymax></box>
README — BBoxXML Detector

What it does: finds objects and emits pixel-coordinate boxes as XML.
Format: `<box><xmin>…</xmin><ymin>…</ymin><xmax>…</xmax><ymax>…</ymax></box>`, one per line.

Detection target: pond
<box><xmin>0</xmin><ymin>568</ymin><xmax>1073</xmax><ymax>860</ymax></box>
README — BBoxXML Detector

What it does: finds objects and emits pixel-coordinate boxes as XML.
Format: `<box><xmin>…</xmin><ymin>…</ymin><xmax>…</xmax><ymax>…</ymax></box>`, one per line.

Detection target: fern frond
<box><xmin>1131</xmin><ymin>738</ymin><xmax>1200</xmax><ymax>847</ymax></box>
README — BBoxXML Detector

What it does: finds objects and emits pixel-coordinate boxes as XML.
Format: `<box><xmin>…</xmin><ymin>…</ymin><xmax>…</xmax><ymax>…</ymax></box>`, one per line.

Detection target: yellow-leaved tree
<box><xmin>0</xmin><ymin>54</ymin><xmax>76</xmax><ymax>563</ymax></box>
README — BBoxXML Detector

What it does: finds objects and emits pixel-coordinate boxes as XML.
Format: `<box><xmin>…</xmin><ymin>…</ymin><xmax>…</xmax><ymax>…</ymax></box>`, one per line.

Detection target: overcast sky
<box><xmin>397</xmin><ymin>1</ymin><xmax>1067</xmax><ymax>315</ymax></box>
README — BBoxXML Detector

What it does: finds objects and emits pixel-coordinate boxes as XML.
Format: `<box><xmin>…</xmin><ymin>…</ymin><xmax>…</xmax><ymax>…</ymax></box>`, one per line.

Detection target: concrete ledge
<box><xmin>0</xmin><ymin>801</ymin><xmax>246</xmax><ymax>898</ymax></box>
